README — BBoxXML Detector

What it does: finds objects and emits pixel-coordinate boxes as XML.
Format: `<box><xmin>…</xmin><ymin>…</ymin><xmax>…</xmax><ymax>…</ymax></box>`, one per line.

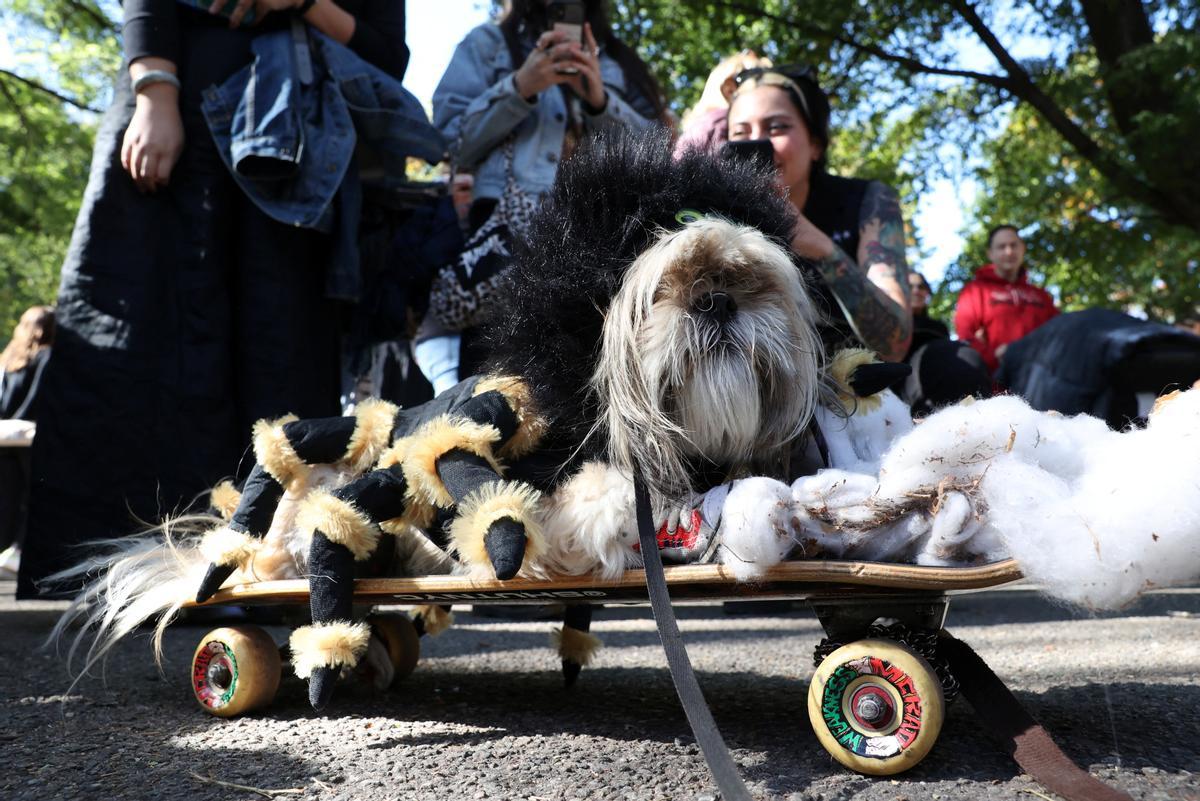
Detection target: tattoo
<box><xmin>814</xmin><ymin>182</ymin><xmax>912</xmax><ymax>360</ymax></box>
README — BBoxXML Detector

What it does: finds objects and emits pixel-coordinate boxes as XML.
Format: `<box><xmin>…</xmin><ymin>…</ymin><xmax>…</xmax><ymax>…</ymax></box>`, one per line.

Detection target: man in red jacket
<box><xmin>954</xmin><ymin>225</ymin><xmax>1058</xmax><ymax>374</ymax></box>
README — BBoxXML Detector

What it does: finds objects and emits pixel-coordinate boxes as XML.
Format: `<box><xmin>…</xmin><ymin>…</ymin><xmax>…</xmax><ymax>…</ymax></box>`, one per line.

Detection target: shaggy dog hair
<box><xmin>484</xmin><ymin>130</ymin><xmax>826</xmax><ymax>497</ymax></box>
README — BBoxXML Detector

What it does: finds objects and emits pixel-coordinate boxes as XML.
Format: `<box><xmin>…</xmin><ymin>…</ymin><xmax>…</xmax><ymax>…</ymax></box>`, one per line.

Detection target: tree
<box><xmin>612</xmin><ymin>0</ymin><xmax>1200</xmax><ymax>321</ymax></box>
<box><xmin>0</xmin><ymin>0</ymin><xmax>118</xmax><ymax>338</ymax></box>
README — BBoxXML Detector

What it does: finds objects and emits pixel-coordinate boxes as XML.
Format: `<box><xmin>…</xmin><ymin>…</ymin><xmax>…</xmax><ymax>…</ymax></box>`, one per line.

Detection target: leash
<box><xmin>634</xmin><ymin>470</ymin><xmax>752</xmax><ymax>801</ymax></box>
<box><xmin>939</xmin><ymin>633</ymin><xmax>1134</xmax><ymax>801</ymax></box>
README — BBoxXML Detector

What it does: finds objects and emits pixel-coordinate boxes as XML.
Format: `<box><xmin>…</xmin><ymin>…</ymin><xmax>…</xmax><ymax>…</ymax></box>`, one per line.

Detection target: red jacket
<box><xmin>954</xmin><ymin>264</ymin><xmax>1058</xmax><ymax>374</ymax></box>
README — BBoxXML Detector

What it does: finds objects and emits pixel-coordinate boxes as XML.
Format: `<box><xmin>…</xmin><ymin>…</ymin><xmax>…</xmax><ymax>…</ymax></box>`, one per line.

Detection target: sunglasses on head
<box><xmin>724</xmin><ymin>64</ymin><xmax>817</xmax><ymax>121</ymax></box>
<box><xmin>731</xmin><ymin>64</ymin><xmax>815</xmax><ymax>88</ymax></box>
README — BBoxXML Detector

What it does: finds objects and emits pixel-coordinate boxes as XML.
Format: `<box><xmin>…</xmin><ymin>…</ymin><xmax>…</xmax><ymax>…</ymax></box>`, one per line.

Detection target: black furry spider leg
<box><xmin>300</xmin><ymin>464</ymin><xmax>409</xmax><ymax>710</ymax></box>
<box><xmin>437</xmin><ymin>448</ymin><xmax>529</xmax><ymax>579</ymax></box>
<box><xmin>196</xmin><ymin>464</ymin><xmax>285</xmax><ymax>601</ymax></box>
<box><xmin>195</xmin><ymin>401</ymin><xmax>397</xmax><ymax>602</ymax></box>
<box><xmin>560</xmin><ymin>604</ymin><xmax>595</xmax><ymax>687</ymax></box>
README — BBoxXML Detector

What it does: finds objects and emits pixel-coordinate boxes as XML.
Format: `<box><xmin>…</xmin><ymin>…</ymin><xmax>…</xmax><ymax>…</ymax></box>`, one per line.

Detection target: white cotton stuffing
<box><xmin>769</xmin><ymin>390</ymin><xmax>1200</xmax><ymax>609</ymax></box>
<box><xmin>718</xmin><ymin>477</ymin><xmax>798</xmax><ymax>580</ymax></box>
<box><xmin>980</xmin><ymin>390</ymin><xmax>1200</xmax><ymax>608</ymax></box>
<box><xmin>874</xmin><ymin>395</ymin><xmax>1110</xmax><ymax>503</ymax></box>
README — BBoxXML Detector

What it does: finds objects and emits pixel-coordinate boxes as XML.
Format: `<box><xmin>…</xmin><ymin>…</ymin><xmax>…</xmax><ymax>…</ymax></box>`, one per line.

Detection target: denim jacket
<box><xmin>202</xmin><ymin>24</ymin><xmax>446</xmax><ymax>299</ymax></box>
<box><xmin>432</xmin><ymin>23</ymin><xmax>657</xmax><ymax>201</ymax></box>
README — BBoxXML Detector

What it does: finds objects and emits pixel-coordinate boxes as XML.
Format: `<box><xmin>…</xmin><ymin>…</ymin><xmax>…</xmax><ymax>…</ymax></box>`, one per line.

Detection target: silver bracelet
<box><xmin>131</xmin><ymin>70</ymin><xmax>181</xmax><ymax>94</ymax></box>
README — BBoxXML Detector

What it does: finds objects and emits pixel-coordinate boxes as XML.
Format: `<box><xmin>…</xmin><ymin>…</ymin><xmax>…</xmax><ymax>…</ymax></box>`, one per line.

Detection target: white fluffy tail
<box><xmin>46</xmin><ymin>515</ymin><xmax>220</xmax><ymax>683</ymax></box>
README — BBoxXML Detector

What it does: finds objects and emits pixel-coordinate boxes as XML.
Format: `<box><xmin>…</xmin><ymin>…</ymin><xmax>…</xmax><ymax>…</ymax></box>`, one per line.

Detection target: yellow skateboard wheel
<box><xmin>191</xmin><ymin>625</ymin><xmax>281</xmax><ymax>718</ymax></box>
<box><xmin>368</xmin><ymin>614</ymin><xmax>421</xmax><ymax>684</ymax></box>
<box><xmin>807</xmin><ymin>638</ymin><xmax>945</xmax><ymax>775</ymax></box>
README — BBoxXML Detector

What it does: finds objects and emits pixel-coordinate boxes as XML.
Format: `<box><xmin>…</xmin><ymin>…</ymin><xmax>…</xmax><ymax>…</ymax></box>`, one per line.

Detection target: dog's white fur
<box><xmin>594</xmin><ymin>217</ymin><xmax>824</xmax><ymax>499</ymax></box>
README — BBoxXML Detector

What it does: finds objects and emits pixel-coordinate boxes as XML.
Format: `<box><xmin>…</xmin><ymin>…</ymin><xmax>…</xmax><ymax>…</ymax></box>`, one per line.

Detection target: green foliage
<box><xmin>613</xmin><ymin>0</ymin><xmax>1200</xmax><ymax>324</ymax></box>
<box><xmin>0</xmin><ymin>0</ymin><xmax>117</xmax><ymax>338</ymax></box>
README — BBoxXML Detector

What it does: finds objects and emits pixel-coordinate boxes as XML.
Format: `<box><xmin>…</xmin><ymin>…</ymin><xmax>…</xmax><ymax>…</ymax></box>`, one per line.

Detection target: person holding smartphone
<box><xmin>424</xmin><ymin>0</ymin><xmax>667</xmax><ymax>383</ymax></box>
<box><xmin>726</xmin><ymin>65</ymin><xmax>913</xmax><ymax>363</ymax></box>
<box><xmin>18</xmin><ymin>0</ymin><xmax>409</xmax><ymax>598</ymax></box>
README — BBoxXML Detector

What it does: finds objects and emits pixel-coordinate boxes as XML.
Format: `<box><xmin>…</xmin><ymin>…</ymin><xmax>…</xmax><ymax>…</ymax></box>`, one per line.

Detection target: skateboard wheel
<box><xmin>807</xmin><ymin>638</ymin><xmax>944</xmax><ymax>776</ymax></box>
<box><xmin>368</xmin><ymin>614</ymin><xmax>421</xmax><ymax>684</ymax></box>
<box><xmin>191</xmin><ymin>626</ymin><xmax>281</xmax><ymax>718</ymax></box>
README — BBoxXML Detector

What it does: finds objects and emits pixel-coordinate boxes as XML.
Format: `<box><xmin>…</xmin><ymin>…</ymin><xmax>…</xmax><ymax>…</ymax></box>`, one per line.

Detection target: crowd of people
<box><xmin>2</xmin><ymin>0</ymin><xmax>1197</xmax><ymax>596</ymax></box>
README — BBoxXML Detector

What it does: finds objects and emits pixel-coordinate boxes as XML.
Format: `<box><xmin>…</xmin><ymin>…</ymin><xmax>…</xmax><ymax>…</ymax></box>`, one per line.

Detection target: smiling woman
<box><xmin>725</xmin><ymin>65</ymin><xmax>913</xmax><ymax>362</ymax></box>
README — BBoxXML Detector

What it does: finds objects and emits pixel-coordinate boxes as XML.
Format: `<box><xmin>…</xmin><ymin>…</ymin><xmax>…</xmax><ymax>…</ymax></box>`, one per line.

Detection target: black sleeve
<box><xmin>344</xmin><ymin>0</ymin><xmax>409</xmax><ymax>80</ymax></box>
<box><xmin>123</xmin><ymin>0</ymin><xmax>181</xmax><ymax>66</ymax></box>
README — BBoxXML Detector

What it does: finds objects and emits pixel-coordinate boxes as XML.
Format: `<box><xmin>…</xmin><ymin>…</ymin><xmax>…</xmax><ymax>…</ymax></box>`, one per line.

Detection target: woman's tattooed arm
<box><xmin>814</xmin><ymin>181</ymin><xmax>912</xmax><ymax>361</ymax></box>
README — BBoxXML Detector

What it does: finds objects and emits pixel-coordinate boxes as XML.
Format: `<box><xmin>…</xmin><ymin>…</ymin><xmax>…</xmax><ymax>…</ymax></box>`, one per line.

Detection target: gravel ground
<box><xmin>2</xmin><ymin>580</ymin><xmax>1198</xmax><ymax>801</ymax></box>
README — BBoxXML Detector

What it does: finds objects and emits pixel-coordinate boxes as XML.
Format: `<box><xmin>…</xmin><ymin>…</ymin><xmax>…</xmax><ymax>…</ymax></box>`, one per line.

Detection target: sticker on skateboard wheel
<box><xmin>193</xmin><ymin>640</ymin><xmax>239</xmax><ymax>710</ymax></box>
<box><xmin>819</xmin><ymin>656</ymin><xmax>924</xmax><ymax>759</ymax></box>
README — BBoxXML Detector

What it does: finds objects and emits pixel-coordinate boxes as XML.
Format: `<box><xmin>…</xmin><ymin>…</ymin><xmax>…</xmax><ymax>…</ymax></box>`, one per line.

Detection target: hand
<box><xmin>789</xmin><ymin>212</ymin><xmax>835</xmax><ymax>261</ymax></box>
<box><xmin>512</xmin><ymin>29</ymin><xmax>573</xmax><ymax>100</ymax></box>
<box><xmin>994</xmin><ymin>343</ymin><xmax>1008</xmax><ymax>360</ymax></box>
<box><xmin>557</xmin><ymin>23</ymin><xmax>607</xmax><ymax>110</ymax></box>
<box><xmin>120</xmin><ymin>84</ymin><xmax>185</xmax><ymax>193</ymax></box>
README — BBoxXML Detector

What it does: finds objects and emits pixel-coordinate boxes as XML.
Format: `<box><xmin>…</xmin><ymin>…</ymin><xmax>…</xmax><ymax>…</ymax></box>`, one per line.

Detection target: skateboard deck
<box><xmin>185</xmin><ymin>558</ymin><xmax>1023</xmax><ymax>608</ymax></box>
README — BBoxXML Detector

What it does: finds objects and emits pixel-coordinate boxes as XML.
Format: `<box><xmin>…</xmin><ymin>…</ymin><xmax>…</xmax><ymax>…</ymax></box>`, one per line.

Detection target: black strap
<box><xmin>940</xmin><ymin>632</ymin><xmax>1133</xmax><ymax>801</ymax></box>
<box><xmin>634</xmin><ymin>470</ymin><xmax>752</xmax><ymax>801</ymax></box>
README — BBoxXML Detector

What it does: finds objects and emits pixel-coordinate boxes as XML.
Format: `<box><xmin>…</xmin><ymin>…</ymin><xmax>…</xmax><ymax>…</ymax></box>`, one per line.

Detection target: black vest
<box><xmin>799</xmin><ymin>172</ymin><xmax>872</xmax><ymax>354</ymax></box>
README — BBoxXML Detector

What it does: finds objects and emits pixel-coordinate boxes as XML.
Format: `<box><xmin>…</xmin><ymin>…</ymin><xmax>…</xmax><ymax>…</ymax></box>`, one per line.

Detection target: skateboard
<box><xmin>182</xmin><ymin>558</ymin><xmax>1023</xmax><ymax>776</ymax></box>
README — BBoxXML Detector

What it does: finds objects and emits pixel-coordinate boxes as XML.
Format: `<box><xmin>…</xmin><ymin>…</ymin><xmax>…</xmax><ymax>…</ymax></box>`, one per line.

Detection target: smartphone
<box><xmin>719</xmin><ymin>139</ymin><xmax>776</xmax><ymax>172</ymax></box>
<box><xmin>546</xmin><ymin>0</ymin><xmax>585</xmax><ymax>74</ymax></box>
<box><xmin>547</xmin><ymin>0</ymin><xmax>585</xmax><ymax>43</ymax></box>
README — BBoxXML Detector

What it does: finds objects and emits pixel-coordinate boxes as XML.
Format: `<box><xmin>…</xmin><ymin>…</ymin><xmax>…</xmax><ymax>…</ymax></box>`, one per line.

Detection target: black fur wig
<box><xmin>482</xmin><ymin>129</ymin><xmax>803</xmax><ymax>469</ymax></box>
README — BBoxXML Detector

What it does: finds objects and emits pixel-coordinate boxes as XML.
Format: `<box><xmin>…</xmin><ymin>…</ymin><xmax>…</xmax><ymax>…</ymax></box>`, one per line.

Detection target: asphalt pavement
<box><xmin>2</xmin><ymin>580</ymin><xmax>1197</xmax><ymax>801</ymax></box>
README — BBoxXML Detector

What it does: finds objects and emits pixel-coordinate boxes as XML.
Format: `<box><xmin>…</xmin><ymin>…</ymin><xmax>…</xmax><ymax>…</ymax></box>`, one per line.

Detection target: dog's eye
<box><xmin>675</xmin><ymin>209</ymin><xmax>705</xmax><ymax>225</ymax></box>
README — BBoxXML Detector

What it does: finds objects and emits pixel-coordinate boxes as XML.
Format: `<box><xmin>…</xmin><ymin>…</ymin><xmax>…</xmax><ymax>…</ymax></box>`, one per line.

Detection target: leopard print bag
<box><xmin>429</xmin><ymin>141</ymin><xmax>538</xmax><ymax>331</ymax></box>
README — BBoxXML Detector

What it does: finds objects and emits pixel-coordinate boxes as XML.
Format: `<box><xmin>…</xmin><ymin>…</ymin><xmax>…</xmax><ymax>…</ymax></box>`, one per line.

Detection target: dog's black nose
<box><xmin>697</xmin><ymin>292</ymin><xmax>737</xmax><ymax>324</ymax></box>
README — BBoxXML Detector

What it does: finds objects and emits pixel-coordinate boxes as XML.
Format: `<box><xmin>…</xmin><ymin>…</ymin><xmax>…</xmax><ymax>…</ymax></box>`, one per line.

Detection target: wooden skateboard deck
<box><xmin>186</xmin><ymin>559</ymin><xmax>1022</xmax><ymax>608</ymax></box>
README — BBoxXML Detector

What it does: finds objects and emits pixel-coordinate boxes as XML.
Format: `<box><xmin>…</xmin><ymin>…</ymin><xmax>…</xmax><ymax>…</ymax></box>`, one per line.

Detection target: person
<box><xmin>954</xmin><ymin>224</ymin><xmax>1059</xmax><ymax>375</ymax></box>
<box><xmin>426</xmin><ymin>0</ymin><xmax>665</xmax><ymax>380</ymax></box>
<box><xmin>0</xmin><ymin>306</ymin><xmax>55</xmax><ymax>578</ymax></box>
<box><xmin>725</xmin><ymin>64</ymin><xmax>912</xmax><ymax>362</ymax></box>
<box><xmin>0</xmin><ymin>306</ymin><xmax>55</xmax><ymax>422</ymax></box>
<box><xmin>905</xmin><ymin>271</ymin><xmax>948</xmax><ymax>357</ymax></box>
<box><xmin>18</xmin><ymin>0</ymin><xmax>413</xmax><ymax>598</ymax></box>
<box><xmin>673</xmin><ymin>50</ymin><xmax>770</xmax><ymax>158</ymax></box>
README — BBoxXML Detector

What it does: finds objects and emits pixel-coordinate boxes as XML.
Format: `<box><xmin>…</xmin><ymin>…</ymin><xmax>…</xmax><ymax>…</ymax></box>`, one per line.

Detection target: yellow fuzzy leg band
<box><xmin>296</xmin><ymin>490</ymin><xmax>379</xmax><ymax>561</ymax></box>
<box><xmin>398</xmin><ymin>415</ymin><xmax>504</xmax><ymax>509</ymax></box>
<box><xmin>828</xmin><ymin>348</ymin><xmax>883</xmax><ymax>413</ymax></box>
<box><xmin>252</xmin><ymin>413</ymin><xmax>307</xmax><ymax>488</ymax></box>
<box><xmin>552</xmin><ymin>626</ymin><xmax>602</xmax><ymax>666</ymax></box>
<box><xmin>413</xmin><ymin>605</ymin><xmax>455</xmax><ymax>636</ymax></box>
<box><xmin>344</xmin><ymin>398</ymin><xmax>399</xmax><ymax>475</ymax></box>
<box><xmin>290</xmin><ymin>621</ymin><xmax>372</xmax><ymax>678</ymax></box>
<box><xmin>209</xmin><ymin>481</ymin><xmax>241</xmax><ymax>521</ymax></box>
<box><xmin>449</xmin><ymin>480</ymin><xmax>545</xmax><ymax>574</ymax></box>
<box><xmin>198</xmin><ymin>526</ymin><xmax>260</xmax><ymax>568</ymax></box>
<box><xmin>473</xmin><ymin>374</ymin><xmax>548</xmax><ymax>459</ymax></box>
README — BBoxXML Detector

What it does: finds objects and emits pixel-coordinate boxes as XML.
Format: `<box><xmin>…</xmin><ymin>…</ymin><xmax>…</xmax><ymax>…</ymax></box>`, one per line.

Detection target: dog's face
<box><xmin>594</xmin><ymin>216</ymin><xmax>823</xmax><ymax>496</ymax></box>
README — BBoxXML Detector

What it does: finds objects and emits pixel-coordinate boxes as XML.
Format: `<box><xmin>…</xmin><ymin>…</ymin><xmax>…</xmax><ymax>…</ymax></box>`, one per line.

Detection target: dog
<box><xmin>53</xmin><ymin>130</ymin><xmax>839</xmax><ymax>710</ymax></box>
